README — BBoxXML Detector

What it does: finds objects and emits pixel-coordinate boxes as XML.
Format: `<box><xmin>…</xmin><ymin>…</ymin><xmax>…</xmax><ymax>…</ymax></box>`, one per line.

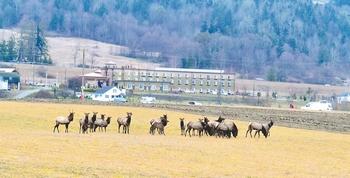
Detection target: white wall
<box><xmin>0</xmin><ymin>80</ymin><xmax>8</xmax><ymax>90</ymax></box>
<box><xmin>92</xmin><ymin>87</ymin><xmax>123</xmax><ymax>102</ymax></box>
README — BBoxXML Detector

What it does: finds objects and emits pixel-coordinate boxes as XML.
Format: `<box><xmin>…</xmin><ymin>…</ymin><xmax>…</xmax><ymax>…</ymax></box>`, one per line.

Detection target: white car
<box><xmin>140</xmin><ymin>96</ymin><xmax>156</xmax><ymax>104</ymax></box>
<box><xmin>301</xmin><ymin>100</ymin><xmax>333</xmax><ymax>111</ymax></box>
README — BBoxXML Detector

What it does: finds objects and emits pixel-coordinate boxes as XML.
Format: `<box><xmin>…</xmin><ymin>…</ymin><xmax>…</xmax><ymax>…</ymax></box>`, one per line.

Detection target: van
<box><xmin>301</xmin><ymin>100</ymin><xmax>333</xmax><ymax>111</ymax></box>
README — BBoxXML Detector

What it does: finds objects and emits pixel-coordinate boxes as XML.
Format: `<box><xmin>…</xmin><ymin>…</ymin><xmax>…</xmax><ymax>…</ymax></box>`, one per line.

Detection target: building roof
<box><xmin>0</xmin><ymin>72</ymin><xmax>20</xmax><ymax>83</ymax></box>
<box><xmin>155</xmin><ymin>67</ymin><xmax>224</xmax><ymax>74</ymax></box>
<box><xmin>0</xmin><ymin>72</ymin><xmax>20</xmax><ymax>78</ymax></box>
<box><xmin>81</xmin><ymin>71</ymin><xmax>107</xmax><ymax>79</ymax></box>
<box><xmin>0</xmin><ymin>68</ymin><xmax>17</xmax><ymax>73</ymax></box>
<box><xmin>94</xmin><ymin>86</ymin><xmax>116</xmax><ymax>94</ymax></box>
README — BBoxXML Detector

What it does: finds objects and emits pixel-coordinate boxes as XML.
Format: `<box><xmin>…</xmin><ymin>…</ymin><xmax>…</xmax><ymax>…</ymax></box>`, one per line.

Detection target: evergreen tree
<box><xmin>0</xmin><ymin>41</ymin><xmax>8</xmax><ymax>61</ymax></box>
<box><xmin>7</xmin><ymin>35</ymin><xmax>17</xmax><ymax>61</ymax></box>
<box><xmin>34</xmin><ymin>25</ymin><xmax>52</xmax><ymax>64</ymax></box>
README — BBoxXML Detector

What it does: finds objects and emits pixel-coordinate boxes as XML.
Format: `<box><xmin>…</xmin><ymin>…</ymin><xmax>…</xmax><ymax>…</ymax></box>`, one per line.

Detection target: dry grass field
<box><xmin>0</xmin><ymin>101</ymin><xmax>349</xmax><ymax>177</ymax></box>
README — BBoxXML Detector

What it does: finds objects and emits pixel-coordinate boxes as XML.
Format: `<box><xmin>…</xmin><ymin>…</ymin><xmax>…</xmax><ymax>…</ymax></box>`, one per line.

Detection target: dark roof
<box><xmin>0</xmin><ymin>72</ymin><xmax>20</xmax><ymax>78</ymax></box>
<box><xmin>95</xmin><ymin>86</ymin><xmax>115</xmax><ymax>94</ymax></box>
<box><xmin>0</xmin><ymin>72</ymin><xmax>20</xmax><ymax>83</ymax></box>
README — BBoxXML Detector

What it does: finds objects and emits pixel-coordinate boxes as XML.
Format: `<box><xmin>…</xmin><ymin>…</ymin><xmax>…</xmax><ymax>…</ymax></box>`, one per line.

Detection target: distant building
<box><xmin>0</xmin><ymin>68</ymin><xmax>20</xmax><ymax>90</ymax></box>
<box><xmin>112</xmin><ymin>67</ymin><xmax>235</xmax><ymax>94</ymax></box>
<box><xmin>91</xmin><ymin>86</ymin><xmax>125</xmax><ymax>102</ymax></box>
<box><xmin>337</xmin><ymin>93</ymin><xmax>350</xmax><ymax>103</ymax></box>
<box><xmin>80</xmin><ymin>69</ymin><xmax>108</xmax><ymax>88</ymax></box>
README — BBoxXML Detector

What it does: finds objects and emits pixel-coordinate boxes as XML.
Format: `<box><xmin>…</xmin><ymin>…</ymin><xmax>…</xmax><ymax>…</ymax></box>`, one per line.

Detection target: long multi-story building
<box><xmin>112</xmin><ymin>67</ymin><xmax>236</xmax><ymax>94</ymax></box>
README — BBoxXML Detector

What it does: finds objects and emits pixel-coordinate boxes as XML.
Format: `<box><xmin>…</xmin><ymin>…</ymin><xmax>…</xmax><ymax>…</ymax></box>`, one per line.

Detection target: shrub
<box><xmin>32</xmin><ymin>90</ymin><xmax>54</xmax><ymax>99</ymax></box>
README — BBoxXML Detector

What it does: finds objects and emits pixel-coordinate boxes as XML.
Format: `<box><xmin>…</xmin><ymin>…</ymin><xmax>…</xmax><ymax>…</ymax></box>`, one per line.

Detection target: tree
<box><xmin>266</xmin><ymin>68</ymin><xmax>276</xmax><ymax>81</ymax></box>
<box><xmin>7</xmin><ymin>35</ymin><xmax>17</xmax><ymax>61</ymax></box>
<box><xmin>34</xmin><ymin>25</ymin><xmax>52</xmax><ymax>64</ymax></box>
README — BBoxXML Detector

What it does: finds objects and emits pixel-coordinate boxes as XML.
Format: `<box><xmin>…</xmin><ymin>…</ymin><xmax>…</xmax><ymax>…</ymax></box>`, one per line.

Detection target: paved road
<box><xmin>13</xmin><ymin>88</ymin><xmax>41</xmax><ymax>99</ymax></box>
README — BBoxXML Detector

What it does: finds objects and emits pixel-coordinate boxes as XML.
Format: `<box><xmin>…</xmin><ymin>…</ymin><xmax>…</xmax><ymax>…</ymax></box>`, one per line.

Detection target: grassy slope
<box><xmin>0</xmin><ymin>29</ymin><xmax>159</xmax><ymax>68</ymax></box>
<box><xmin>0</xmin><ymin>101</ymin><xmax>349</xmax><ymax>177</ymax></box>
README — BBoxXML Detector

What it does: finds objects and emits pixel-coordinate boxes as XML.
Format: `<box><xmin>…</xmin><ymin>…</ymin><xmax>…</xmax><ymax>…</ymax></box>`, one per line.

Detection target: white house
<box><xmin>337</xmin><ymin>93</ymin><xmax>350</xmax><ymax>104</ymax></box>
<box><xmin>91</xmin><ymin>86</ymin><xmax>125</xmax><ymax>102</ymax></box>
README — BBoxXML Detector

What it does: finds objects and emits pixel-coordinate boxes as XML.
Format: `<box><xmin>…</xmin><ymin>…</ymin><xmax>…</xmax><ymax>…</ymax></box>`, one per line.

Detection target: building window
<box><xmin>200</xmin><ymin>80</ymin><xmax>203</xmax><ymax>86</ymax></box>
<box><xmin>170</xmin><ymin>73</ymin><xmax>173</xmax><ymax>78</ymax></box>
<box><xmin>222</xmin><ymin>82</ymin><xmax>225</xmax><ymax>87</ymax></box>
<box><xmin>171</xmin><ymin>79</ymin><xmax>174</xmax><ymax>84</ymax></box>
<box><xmin>228</xmin><ymin>76</ymin><xmax>231</xmax><ymax>80</ymax></box>
<box><xmin>105</xmin><ymin>95</ymin><xmax>109</xmax><ymax>98</ymax></box>
<box><xmin>151</xmin><ymin>85</ymin><xmax>157</xmax><ymax>90</ymax></box>
<box><xmin>193</xmin><ymin>74</ymin><xmax>196</xmax><ymax>79</ymax></box>
<box><xmin>207</xmin><ymin>75</ymin><xmax>210</xmax><ymax>80</ymax></box>
<box><xmin>178</xmin><ymin>80</ymin><xmax>182</xmax><ymax>85</ymax></box>
<box><xmin>214</xmin><ymin>81</ymin><xmax>218</xmax><ymax>86</ymax></box>
<box><xmin>185</xmin><ymin>74</ymin><xmax>188</xmax><ymax>78</ymax></box>
<box><xmin>214</xmin><ymin>75</ymin><xmax>217</xmax><ymax>80</ymax></box>
<box><xmin>228</xmin><ymin>81</ymin><xmax>232</xmax><ymax>87</ymax></box>
<box><xmin>185</xmin><ymin>80</ymin><xmax>189</xmax><ymax>85</ymax></box>
<box><xmin>192</xmin><ymin>80</ymin><xmax>195</xmax><ymax>85</ymax></box>
<box><xmin>207</xmin><ymin>81</ymin><xmax>210</xmax><ymax>86</ymax></box>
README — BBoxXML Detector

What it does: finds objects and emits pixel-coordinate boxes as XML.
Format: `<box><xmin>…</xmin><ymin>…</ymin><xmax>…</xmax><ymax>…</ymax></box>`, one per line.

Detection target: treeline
<box><xmin>0</xmin><ymin>25</ymin><xmax>51</xmax><ymax>64</ymax></box>
<box><xmin>1</xmin><ymin>0</ymin><xmax>350</xmax><ymax>83</ymax></box>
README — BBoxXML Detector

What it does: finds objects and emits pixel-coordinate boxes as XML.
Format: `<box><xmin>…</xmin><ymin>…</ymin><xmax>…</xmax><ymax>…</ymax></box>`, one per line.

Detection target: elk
<box><xmin>53</xmin><ymin>112</ymin><xmax>74</xmax><ymax>133</ymax></box>
<box><xmin>88</xmin><ymin>112</ymin><xmax>98</xmax><ymax>132</ymax></box>
<box><xmin>246</xmin><ymin>120</ymin><xmax>274</xmax><ymax>138</ymax></box>
<box><xmin>79</xmin><ymin>113</ymin><xmax>90</xmax><ymax>134</ymax></box>
<box><xmin>94</xmin><ymin>116</ymin><xmax>111</xmax><ymax>132</ymax></box>
<box><xmin>179</xmin><ymin>118</ymin><xmax>186</xmax><ymax>135</ymax></box>
<box><xmin>117</xmin><ymin>112</ymin><xmax>133</xmax><ymax>134</ymax></box>
<box><xmin>149</xmin><ymin>115</ymin><xmax>169</xmax><ymax>135</ymax></box>
<box><xmin>185</xmin><ymin>118</ymin><xmax>208</xmax><ymax>137</ymax></box>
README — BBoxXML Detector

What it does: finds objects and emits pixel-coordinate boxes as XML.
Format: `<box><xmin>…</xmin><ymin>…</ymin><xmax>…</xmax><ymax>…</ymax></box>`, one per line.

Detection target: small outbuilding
<box><xmin>0</xmin><ymin>68</ymin><xmax>20</xmax><ymax>90</ymax></box>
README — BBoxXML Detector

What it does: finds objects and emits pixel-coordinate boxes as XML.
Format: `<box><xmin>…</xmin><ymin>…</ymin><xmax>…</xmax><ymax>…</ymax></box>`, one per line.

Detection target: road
<box><xmin>13</xmin><ymin>88</ymin><xmax>42</xmax><ymax>99</ymax></box>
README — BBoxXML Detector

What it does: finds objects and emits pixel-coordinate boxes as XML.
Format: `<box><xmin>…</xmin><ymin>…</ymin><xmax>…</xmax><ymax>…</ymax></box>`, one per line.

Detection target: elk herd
<box><xmin>53</xmin><ymin>111</ymin><xmax>274</xmax><ymax>138</ymax></box>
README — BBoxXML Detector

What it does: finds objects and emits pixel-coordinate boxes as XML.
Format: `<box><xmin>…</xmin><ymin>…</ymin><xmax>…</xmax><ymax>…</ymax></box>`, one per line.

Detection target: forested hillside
<box><xmin>1</xmin><ymin>0</ymin><xmax>350</xmax><ymax>84</ymax></box>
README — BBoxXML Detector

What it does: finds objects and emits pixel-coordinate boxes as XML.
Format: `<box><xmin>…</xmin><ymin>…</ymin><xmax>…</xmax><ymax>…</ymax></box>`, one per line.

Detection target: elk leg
<box><xmin>254</xmin><ymin>130</ymin><xmax>258</xmax><ymax>138</ymax></box>
<box><xmin>53</xmin><ymin>125</ymin><xmax>57</xmax><ymax>133</ymax></box>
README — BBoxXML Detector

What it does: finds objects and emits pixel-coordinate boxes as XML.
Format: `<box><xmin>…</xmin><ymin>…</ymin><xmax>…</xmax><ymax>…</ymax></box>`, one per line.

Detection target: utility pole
<box><xmin>217</xmin><ymin>72</ymin><xmax>222</xmax><ymax>105</ymax></box>
<box><xmin>32</xmin><ymin>63</ymin><xmax>35</xmax><ymax>85</ymax></box>
<box><xmin>82</xmin><ymin>49</ymin><xmax>85</xmax><ymax>85</ymax></box>
<box><xmin>81</xmin><ymin>49</ymin><xmax>85</xmax><ymax>100</ymax></box>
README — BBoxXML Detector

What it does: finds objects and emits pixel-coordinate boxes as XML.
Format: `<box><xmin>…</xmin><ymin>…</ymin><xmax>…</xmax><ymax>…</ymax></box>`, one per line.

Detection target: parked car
<box><xmin>188</xmin><ymin>101</ymin><xmax>202</xmax><ymax>106</ymax></box>
<box><xmin>301</xmin><ymin>100</ymin><xmax>333</xmax><ymax>111</ymax></box>
<box><xmin>114</xmin><ymin>95</ymin><xmax>127</xmax><ymax>103</ymax></box>
<box><xmin>140</xmin><ymin>96</ymin><xmax>156</xmax><ymax>104</ymax></box>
